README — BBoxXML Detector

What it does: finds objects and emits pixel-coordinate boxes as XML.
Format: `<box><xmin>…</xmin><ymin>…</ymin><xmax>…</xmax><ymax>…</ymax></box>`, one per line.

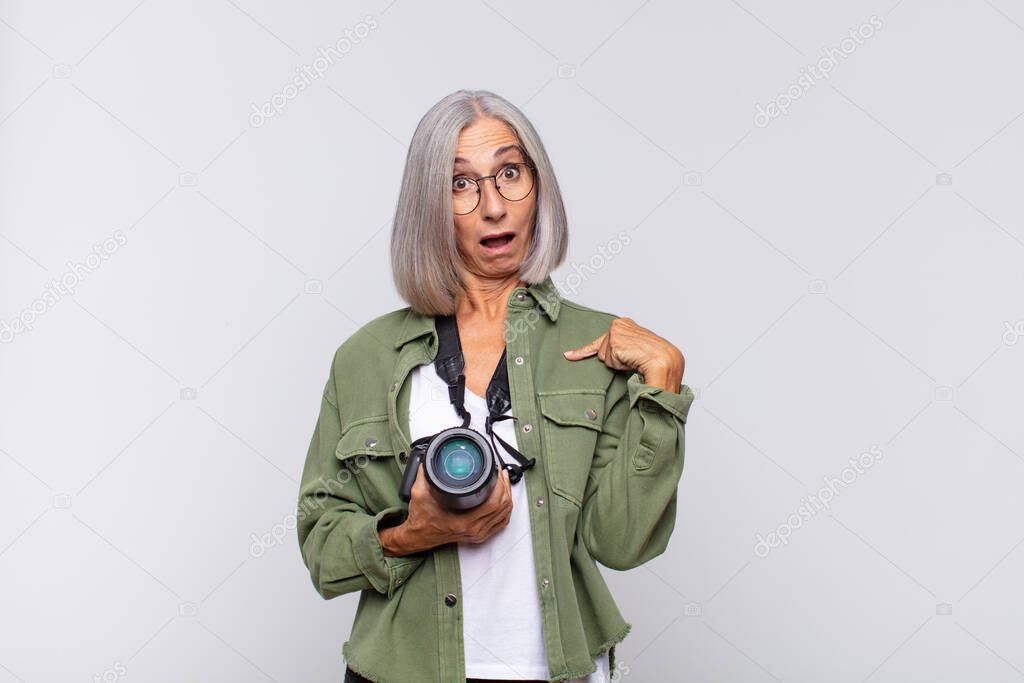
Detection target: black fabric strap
<box><xmin>434</xmin><ymin>314</ymin><xmax>536</xmax><ymax>483</ymax></box>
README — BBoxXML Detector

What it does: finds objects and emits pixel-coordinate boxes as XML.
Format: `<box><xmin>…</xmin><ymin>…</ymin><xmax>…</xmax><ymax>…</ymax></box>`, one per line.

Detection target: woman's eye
<box><xmin>500</xmin><ymin>165</ymin><xmax>520</xmax><ymax>180</ymax></box>
<box><xmin>452</xmin><ymin>178</ymin><xmax>470</xmax><ymax>191</ymax></box>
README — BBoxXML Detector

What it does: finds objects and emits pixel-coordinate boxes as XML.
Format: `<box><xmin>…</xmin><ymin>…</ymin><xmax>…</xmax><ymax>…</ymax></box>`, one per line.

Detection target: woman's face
<box><xmin>451</xmin><ymin>116</ymin><xmax>536</xmax><ymax>279</ymax></box>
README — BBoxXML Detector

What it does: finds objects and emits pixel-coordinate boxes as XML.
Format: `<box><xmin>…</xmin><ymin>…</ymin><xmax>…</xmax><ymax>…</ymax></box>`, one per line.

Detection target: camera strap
<box><xmin>434</xmin><ymin>313</ymin><xmax>536</xmax><ymax>484</ymax></box>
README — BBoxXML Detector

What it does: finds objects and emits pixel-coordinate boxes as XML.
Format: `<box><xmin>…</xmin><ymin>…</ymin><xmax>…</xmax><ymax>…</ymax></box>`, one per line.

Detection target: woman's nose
<box><xmin>477</xmin><ymin>179</ymin><xmax>507</xmax><ymax>219</ymax></box>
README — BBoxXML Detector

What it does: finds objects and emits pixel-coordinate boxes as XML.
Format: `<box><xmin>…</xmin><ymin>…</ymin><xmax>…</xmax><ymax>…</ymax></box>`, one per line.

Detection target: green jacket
<box><xmin>297</xmin><ymin>275</ymin><xmax>694</xmax><ymax>683</ymax></box>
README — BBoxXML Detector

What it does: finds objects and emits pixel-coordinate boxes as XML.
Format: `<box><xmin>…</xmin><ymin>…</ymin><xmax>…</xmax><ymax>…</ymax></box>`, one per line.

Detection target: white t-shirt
<box><xmin>409</xmin><ymin>362</ymin><xmax>610</xmax><ymax>682</ymax></box>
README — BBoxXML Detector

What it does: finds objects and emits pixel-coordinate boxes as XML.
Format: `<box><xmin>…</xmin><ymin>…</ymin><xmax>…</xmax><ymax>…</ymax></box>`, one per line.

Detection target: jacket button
<box><xmin>365</xmin><ymin>437</ymin><xmax>377</xmax><ymax>448</ymax></box>
<box><xmin>541</xmin><ymin>578</ymin><xmax>550</xmax><ymax>588</ymax></box>
<box><xmin>514</xmin><ymin>356</ymin><xmax>524</xmax><ymax>365</ymax></box>
<box><xmin>585</xmin><ymin>408</ymin><xmax>598</xmax><ymax>420</ymax></box>
<box><xmin>515</xmin><ymin>292</ymin><xmax>525</xmax><ymax>301</ymax></box>
<box><xmin>535</xmin><ymin>497</ymin><xmax>544</xmax><ymax>507</ymax></box>
<box><xmin>444</xmin><ymin>593</ymin><xmax>458</xmax><ymax>607</ymax></box>
<box><xmin>522</xmin><ymin>423</ymin><xmax>532</xmax><ymax>433</ymax></box>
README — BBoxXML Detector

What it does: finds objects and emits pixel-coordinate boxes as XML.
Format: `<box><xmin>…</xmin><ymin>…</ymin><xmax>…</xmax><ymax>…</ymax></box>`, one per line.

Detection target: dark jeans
<box><xmin>344</xmin><ymin>665</ymin><xmax>549</xmax><ymax>683</ymax></box>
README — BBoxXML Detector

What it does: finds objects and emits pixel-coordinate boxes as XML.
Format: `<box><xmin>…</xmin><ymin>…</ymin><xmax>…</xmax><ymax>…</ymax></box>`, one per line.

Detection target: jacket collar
<box><xmin>393</xmin><ymin>275</ymin><xmax>561</xmax><ymax>349</ymax></box>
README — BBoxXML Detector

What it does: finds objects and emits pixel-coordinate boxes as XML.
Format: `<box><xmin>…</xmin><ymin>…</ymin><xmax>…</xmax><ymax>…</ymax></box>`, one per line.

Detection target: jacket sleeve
<box><xmin>296</xmin><ymin>355</ymin><xmax>427</xmax><ymax>600</ymax></box>
<box><xmin>580</xmin><ymin>370</ymin><xmax>694</xmax><ymax>570</ymax></box>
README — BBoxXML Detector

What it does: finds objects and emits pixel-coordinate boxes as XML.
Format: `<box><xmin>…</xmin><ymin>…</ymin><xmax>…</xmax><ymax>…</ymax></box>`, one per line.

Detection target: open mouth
<box><xmin>480</xmin><ymin>232</ymin><xmax>515</xmax><ymax>249</ymax></box>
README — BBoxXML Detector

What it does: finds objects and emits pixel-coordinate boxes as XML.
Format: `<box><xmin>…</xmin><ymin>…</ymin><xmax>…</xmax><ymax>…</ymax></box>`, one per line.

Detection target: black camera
<box><xmin>397</xmin><ymin>313</ymin><xmax>535</xmax><ymax>510</ymax></box>
<box><xmin>399</xmin><ymin>426</ymin><xmax>500</xmax><ymax>510</ymax></box>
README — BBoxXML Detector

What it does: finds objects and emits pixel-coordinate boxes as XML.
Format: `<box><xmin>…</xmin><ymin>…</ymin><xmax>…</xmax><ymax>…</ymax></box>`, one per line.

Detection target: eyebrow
<box><xmin>453</xmin><ymin>144</ymin><xmax>524</xmax><ymax>168</ymax></box>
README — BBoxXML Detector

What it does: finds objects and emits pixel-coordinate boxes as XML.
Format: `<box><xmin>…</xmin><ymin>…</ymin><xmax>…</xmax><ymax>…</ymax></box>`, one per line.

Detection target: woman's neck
<box><xmin>454</xmin><ymin>272</ymin><xmax>524</xmax><ymax>324</ymax></box>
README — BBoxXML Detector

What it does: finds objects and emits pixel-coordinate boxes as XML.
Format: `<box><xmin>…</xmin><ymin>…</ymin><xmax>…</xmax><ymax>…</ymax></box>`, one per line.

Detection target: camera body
<box><xmin>398</xmin><ymin>426</ymin><xmax>500</xmax><ymax>510</ymax></box>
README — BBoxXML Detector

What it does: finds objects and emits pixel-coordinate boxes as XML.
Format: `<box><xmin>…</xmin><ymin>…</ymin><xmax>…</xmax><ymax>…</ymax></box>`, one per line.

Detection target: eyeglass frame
<box><xmin>451</xmin><ymin>161</ymin><xmax>537</xmax><ymax>215</ymax></box>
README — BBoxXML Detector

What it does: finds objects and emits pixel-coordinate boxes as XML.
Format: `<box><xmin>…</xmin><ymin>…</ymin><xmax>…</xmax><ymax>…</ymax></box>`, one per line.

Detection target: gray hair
<box><xmin>390</xmin><ymin>89</ymin><xmax>568</xmax><ymax>316</ymax></box>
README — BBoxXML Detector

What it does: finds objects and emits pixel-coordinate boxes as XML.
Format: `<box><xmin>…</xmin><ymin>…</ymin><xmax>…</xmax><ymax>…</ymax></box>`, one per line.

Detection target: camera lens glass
<box><xmin>434</xmin><ymin>436</ymin><xmax>484</xmax><ymax>487</ymax></box>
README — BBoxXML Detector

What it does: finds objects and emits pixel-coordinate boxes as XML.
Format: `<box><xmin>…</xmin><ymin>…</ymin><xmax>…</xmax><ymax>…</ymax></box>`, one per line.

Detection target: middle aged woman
<box><xmin>297</xmin><ymin>89</ymin><xmax>694</xmax><ymax>683</ymax></box>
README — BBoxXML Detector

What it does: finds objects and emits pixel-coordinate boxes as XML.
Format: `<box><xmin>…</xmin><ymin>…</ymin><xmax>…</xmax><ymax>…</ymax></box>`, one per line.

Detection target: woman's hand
<box><xmin>380</xmin><ymin>463</ymin><xmax>513</xmax><ymax>556</ymax></box>
<box><xmin>562</xmin><ymin>316</ymin><xmax>685</xmax><ymax>392</ymax></box>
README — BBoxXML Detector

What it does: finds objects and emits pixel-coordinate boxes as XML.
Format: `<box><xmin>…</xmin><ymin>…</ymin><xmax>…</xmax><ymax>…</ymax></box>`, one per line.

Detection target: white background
<box><xmin>2</xmin><ymin>1</ymin><xmax>1024</xmax><ymax>681</ymax></box>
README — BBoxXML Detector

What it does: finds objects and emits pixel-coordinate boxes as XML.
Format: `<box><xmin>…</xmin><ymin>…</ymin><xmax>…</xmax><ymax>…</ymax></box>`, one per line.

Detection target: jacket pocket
<box><xmin>537</xmin><ymin>390</ymin><xmax>606</xmax><ymax>508</ymax></box>
<box><xmin>334</xmin><ymin>415</ymin><xmax>400</xmax><ymax>511</ymax></box>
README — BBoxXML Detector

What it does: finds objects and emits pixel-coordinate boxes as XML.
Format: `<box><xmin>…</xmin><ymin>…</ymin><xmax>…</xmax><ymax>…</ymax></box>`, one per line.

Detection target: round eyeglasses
<box><xmin>452</xmin><ymin>162</ymin><xmax>536</xmax><ymax>215</ymax></box>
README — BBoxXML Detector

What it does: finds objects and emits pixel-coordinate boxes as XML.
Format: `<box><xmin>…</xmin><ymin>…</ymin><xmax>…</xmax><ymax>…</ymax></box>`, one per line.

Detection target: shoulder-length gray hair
<box><xmin>390</xmin><ymin>89</ymin><xmax>568</xmax><ymax>316</ymax></box>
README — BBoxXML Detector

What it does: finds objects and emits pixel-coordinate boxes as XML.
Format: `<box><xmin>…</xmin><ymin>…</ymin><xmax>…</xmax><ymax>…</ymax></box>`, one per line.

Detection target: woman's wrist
<box><xmin>641</xmin><ymin>347</ymin><xmax>685</xmax><ymax>391</ymax></box>
<box><xmin>641</xmin><ymin>362</ymin><xmax>683</xmax><ymax>393</ymax></box>
<box><xmin>380</xmin><ymin>520</ymin><xmax>429</xmax><ymax>556</ymax></box>
<box><xmin>380</xmin><ymin>521</ymin><xmax>411</xmax><ymax>556</ymax></box>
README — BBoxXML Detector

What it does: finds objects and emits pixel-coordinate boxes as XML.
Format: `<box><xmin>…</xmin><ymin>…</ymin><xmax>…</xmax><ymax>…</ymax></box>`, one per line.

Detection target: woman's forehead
<box><xmin>455</xmin><ymin>118</ymin><xmax>519</xmax><ymax>157</ymax></box>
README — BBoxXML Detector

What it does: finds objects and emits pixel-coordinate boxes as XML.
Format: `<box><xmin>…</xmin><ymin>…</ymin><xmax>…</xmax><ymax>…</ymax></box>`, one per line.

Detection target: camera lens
<box><xmin>423</xmin><ymin>427</ymin><xmax>498</xmax><ymax>509</ymax></box>
<box><xmin>437</xmin><ymin>437</ymin><xmax>483</xmax><ymax>484</ymax></box>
